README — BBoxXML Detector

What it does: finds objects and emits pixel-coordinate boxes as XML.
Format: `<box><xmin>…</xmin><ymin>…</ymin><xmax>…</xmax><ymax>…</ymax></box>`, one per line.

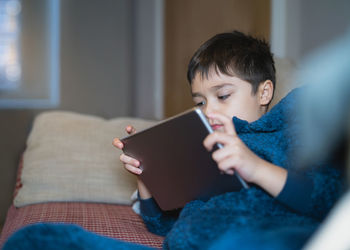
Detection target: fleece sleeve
<box><xmin>138</xmin><ymin>196</ymin><xmax>180</xmax><ymax>236</ymax></box>
<box><xmin>276</xmin><ymin>165</ymin><xmax>343</xmax><ymax>219</ymax></box>
<box><xmin>276</xmin><ymin>171</ymin><xmax>314</xmax><ymax>213</ymax></box>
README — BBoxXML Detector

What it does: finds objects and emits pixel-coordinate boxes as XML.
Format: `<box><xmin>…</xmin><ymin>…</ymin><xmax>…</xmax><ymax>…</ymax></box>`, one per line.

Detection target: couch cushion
<box><xmin>14</xmin><ymin>111</ymin><xmax>156</xmax><ymax>207</ymax></box>
<box><xmin>0</xmin><ymin>203</ymin><xmax>164</xmax><ymax>248</ymax></box>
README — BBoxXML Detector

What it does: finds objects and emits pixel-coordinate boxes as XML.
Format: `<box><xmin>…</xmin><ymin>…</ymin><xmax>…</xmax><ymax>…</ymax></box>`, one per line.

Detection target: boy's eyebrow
<box><xmin>191</xmin><ymin>83</ymin><xmax>235</xmax><ymax>97</ymax></box>
<box><xmin>210</xmin><ymin>83</ymin><xmax>235</xmax><ymax>90</ymax></box>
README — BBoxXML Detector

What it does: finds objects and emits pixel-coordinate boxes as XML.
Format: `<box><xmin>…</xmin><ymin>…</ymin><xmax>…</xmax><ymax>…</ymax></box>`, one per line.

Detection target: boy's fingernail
<box><xmin>113</xmin><ymin>139</ymin><xmax>122</xmax><ymax>146</ymax></box>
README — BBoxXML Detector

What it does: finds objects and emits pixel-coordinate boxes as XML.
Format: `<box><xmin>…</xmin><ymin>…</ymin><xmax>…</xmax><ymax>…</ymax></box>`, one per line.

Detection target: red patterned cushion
<box><xmin>1</xmin><ymin>157</ymin><xmax>164</xmax><ymax>248</ymax></box>
<box><xmin>0</xmin><ymin>203</ymin><xmax>163</xmax><ymax>248</ymax></box>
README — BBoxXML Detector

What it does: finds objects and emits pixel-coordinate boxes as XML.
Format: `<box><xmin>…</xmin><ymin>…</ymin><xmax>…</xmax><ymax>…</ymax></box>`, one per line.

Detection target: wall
<box><xmin>298</xmin><ymin>0</ymin><xmax>350</xmax><ymax>59</ymax></box>
<box><xmin>59</xmin><ymin>0</ymin><xmax>135</xmax><ymax>118</ymax></box>
<box><xmin>271</xmin><ymin>0</ymin><xmax>350</xmax><ymax>63</ymax></box>
<box><xmin>0</xmin><ymin>0</ymin><xmax>137</xmax><ymax>224</ymax></box>
<box><xmin>163</xmin><ymin>0</ymin><xmax>271</xmax><ymax>117</ymax></box>
<box><xmin>269</xmin><ymin>0</ymin><xmax>350</xmax><ymax>104</ymax></box>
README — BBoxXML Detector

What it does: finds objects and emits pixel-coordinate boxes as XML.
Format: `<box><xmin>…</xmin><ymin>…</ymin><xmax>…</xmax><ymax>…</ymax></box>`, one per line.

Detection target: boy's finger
<box><xmin>120</xmin><ymin>154</ymin><xmax>140</xmax><ymax>167</ymax></box>
<box><xmin>226</xmin><ymin>169</ymin><xmax>235</xmax><ymax>175</ymax></box>
<box><xmin>112</xmin><ymin>138</ymin><xmax>124</xmax><ymax>149</ymax></box>
<box><xmin>126</xmin><ymin>125</ymin><xmax>136</xmax><ymax>135</ymax></box>
<box><xmin>222</xmin><ymin>168</ymin><xmax>235</xmax><ymax>175</ymax></box>
<box><xmin>125</xmin><ymin>164</ymin><xmax>142</xmax><ymax>175</ymax></box>
<box><xmin>212</xmin><ymin>146</ymin><xmax>231</xmax><ymax>162</ymax></box>
<box><xmin>207</xmin><ymin>113</ymin><xmax>237</xmax><ymax>136</ymax></box>
<box><xmin>218</xmin><ymin>156</ymin><xmax>237</xmax><ymax>171</ymax></box>
<box><xmin>203</xmin><ymin>132</ymin><xmax>233</xmax><ymax>151</ymax></box>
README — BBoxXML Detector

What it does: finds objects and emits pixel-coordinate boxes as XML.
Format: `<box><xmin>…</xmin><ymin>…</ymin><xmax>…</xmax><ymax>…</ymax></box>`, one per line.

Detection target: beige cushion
<box><xmin>14</xmin><ymin>111</ymin><xmax>156</xmax><ymax>207</ymax></box>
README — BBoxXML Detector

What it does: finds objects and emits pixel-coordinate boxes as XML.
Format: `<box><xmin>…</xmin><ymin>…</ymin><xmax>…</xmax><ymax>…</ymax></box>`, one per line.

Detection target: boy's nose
<box><xmin>202</xmin><ymin>106</ymin><xmax>210</xmax><ymax>118</ymax></box>
<box><xmin>203</xmin><ymin>103</ymin><xmax>216</xmax><ymax>118</ymax></box>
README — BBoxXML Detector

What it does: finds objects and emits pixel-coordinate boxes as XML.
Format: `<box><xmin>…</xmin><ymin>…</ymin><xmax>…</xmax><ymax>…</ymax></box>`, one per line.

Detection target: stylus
<box><xmin>217</xmin><ymin>143</ymin><xmax>250</xmax><ymax>189</ymax></box>
<box><xmin>196</xmin><ymin>108</ymin><xmax>249</xmax><ymax>189</ymax></box>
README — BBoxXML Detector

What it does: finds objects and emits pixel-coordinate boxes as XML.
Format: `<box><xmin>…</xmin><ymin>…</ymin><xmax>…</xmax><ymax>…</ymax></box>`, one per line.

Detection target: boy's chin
<box><xmin>213</xmin><ymin>127</ymin><xmax>225</xmax><ymax>132</ymax></box>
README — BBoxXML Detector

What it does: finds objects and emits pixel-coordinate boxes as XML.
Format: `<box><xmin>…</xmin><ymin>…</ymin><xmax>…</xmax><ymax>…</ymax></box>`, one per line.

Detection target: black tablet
<box><xmin>121</xmin><ymin>108</ymin><xmax>248</xmax><ymax>211</ymax></box>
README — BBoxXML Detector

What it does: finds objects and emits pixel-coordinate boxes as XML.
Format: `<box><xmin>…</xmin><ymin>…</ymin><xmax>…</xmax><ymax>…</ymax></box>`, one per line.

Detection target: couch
<box><xmin>0</xmin><ymin>112</ymin><xmax>163</xmax><ymax>248</ymax></box>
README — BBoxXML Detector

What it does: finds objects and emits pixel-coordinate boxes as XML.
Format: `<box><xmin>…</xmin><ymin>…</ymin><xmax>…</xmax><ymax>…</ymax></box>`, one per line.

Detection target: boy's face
<box><xmin>191</xmin><ymin>70</ymin><xmax>266</xmax><ymax>131</ymax></box>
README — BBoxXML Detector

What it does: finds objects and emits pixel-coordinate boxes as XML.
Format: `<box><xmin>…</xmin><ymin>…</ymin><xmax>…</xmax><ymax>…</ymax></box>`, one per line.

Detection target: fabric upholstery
<box><xmin>14</xmin><ymin>111</ymin><xmax>156</xmax><ymax>207</ymax></box>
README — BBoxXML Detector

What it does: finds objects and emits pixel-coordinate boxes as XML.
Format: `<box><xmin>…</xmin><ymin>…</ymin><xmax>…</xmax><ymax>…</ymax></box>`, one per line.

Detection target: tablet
<box><xmin>121</xmin><ymin>108</ymin><xmax>248</xmax><ymax>211</ymax></box>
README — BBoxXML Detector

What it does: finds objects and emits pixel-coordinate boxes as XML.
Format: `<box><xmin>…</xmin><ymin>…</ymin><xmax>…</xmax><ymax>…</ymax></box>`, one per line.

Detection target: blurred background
<box><xmin>0</xmin><ymin>0</ymin><xmax>350</xmax><ymax>227</ymax></box>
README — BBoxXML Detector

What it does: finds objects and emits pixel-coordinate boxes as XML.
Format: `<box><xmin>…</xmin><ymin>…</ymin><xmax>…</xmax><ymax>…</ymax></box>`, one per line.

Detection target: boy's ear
<box><xmin>259</xmin><ymin>80</ymin><xmax>274</xmax><ymax>106</ymax></box>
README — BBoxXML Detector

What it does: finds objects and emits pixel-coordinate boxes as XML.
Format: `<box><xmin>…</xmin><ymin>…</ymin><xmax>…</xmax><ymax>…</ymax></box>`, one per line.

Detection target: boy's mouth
<box><xmin>210</xmin><ymin>124</ymin><xmax>223</xmax><ymax>130</ymax></box>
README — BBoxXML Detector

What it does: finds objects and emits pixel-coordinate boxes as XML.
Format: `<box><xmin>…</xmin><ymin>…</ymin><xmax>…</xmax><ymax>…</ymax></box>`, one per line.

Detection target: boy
<box><xmin>115</xmin><ymin>31</ymin><xmax>286</xmax><ymax>199</ymax></box>
<box><xmin>113</xmin><ymin>31</ymin><xmax>342</xmax><ymax>249</ymax></box>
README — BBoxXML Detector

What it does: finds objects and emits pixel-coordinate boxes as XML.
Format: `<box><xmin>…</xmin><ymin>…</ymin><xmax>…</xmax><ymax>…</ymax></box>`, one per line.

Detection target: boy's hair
<box><xmin>187</xmin><ymin>31</ymin><xmax>276</xmax><ymax>94</ymax></box>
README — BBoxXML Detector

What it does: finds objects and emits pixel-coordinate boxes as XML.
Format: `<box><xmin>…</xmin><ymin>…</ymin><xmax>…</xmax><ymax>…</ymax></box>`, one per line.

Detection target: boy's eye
<box><xmin>218</xmin><ymin>94</ymin><xmax>230</xmax><ymax>100</ymax></box>
<box><xmin>195</xmin><ymin>101</ymin><xmax>205</xmax><ymax>107</ymax></box>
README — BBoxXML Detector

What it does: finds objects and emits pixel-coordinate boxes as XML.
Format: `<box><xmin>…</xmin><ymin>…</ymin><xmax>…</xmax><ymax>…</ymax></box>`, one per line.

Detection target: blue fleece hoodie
<box><xmin>139</xmin><ymin>88</ymin><xmax>343</xmax><ymax>250</ymax></box>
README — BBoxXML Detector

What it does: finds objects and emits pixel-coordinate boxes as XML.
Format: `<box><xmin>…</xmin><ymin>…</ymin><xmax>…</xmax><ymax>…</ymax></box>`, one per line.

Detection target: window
<box><xmin>0</xmin><ymin>0</ymin><xmax>21</xmax><ymax>90</ymax></box>
<box><xmin>0</xmin><ymin>0</ymin><xmax>60</xmax><ymax>109</ymax></box>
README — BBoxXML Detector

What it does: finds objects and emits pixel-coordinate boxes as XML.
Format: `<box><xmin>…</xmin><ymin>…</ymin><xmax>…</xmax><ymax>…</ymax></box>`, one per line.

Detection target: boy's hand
<box><xmin>203</xmin><ymin>113</ymin><xmax>262</xmax><ymax>183</ymax></box>
<box><xmin>203</xmin><ymin>113</ymin><xmax>287</xmax><ymax>197</ymax></box>
<box><xmin>113</xmin><ymin>125</ymin><xmax>152</xmax><ymax>199</ymax></box>
<box><xmin>113</xmin><ymin>125</ymin><xmax>142</xmax><ymax>175</ymax></box>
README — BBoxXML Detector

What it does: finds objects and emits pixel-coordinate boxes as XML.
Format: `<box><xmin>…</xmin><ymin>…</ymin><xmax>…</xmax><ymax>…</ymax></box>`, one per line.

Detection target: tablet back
<box><xmin>121</xmin><ymin>108</ymin><xmax>246</xmax><ymax>211</ymax></box>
